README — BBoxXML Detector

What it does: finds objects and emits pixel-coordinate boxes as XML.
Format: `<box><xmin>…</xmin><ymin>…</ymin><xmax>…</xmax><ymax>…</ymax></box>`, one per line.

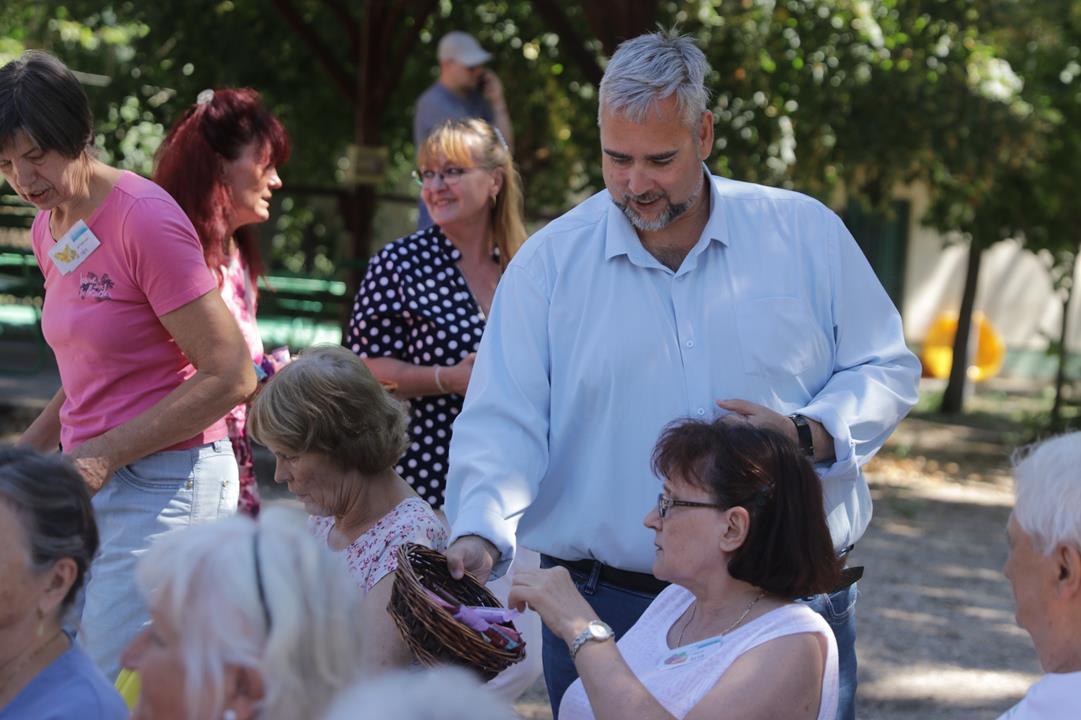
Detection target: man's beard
<box><xmin>613</xmin><ymin>175</ymin><xmax>704</xmax><ymax>232</ymax></box>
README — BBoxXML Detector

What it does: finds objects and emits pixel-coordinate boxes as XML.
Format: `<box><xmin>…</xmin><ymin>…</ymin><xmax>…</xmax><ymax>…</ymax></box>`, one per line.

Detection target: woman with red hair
<box><xmin>155</xmin><ymin>87</ymin><xmax>290</xmax><ymax>516</ymax></box>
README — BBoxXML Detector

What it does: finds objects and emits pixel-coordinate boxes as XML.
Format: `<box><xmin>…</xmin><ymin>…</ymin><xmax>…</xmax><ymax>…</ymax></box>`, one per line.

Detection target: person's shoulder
<box><xmin>510</xmin><ymin>190</ymin><xmax>610</xmax><ymax>267</ymax></box>
<box><xmin>111</xmin><ymin>171</ymin><xmax>177</xmax><ymax>206</ymax></box>
<box><xmin>371</xmin><ymin>227</ymin><xmax>443</xmax><ymax>266</ymax></box>
<box><xmin>712</xmin><ymin>175</ymin><xmax>829</xmax><ymax>213</ymax></box>
<box><xmin>18</xmin><ymin>643</ymin><xmax>128</xmax><ymax>719</ymax></box>
<box><xmin>415</xmin><ymin>82</ymin><xmax>448</xmax><ymax>112</ymax></box>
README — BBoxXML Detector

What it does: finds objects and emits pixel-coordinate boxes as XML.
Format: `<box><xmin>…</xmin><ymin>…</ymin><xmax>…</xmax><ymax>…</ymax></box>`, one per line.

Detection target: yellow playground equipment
<box><xmin>920</xmin><ymin>312</ymin><xmax>1005</xmax><ymax>381</ymax></box>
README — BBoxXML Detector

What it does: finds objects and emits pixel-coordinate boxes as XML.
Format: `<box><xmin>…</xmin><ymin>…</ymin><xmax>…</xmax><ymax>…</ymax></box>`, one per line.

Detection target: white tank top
<box><xmin>558</xmin><ymin>584</ymin><xmax>839</xmax><ymax>719</ymax></box>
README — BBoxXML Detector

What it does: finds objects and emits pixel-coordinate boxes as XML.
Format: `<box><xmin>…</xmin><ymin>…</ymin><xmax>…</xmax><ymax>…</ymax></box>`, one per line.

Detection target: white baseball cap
<box><xmin>437</xmin><ymin>31</ymin><xmax>492</xmax><ymax>67</ymax></box>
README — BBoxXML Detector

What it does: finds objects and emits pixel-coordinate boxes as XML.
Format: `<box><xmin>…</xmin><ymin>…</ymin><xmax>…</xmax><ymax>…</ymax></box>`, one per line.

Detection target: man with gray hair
<box><xmin>444</xmin><ymin>29</ymin><xmax>919</xmax><ymax>718</ymax></box>
<box><xmin>413</xmin><ymin>31</ymin><xmax>513</xmax><ymax>229</ymax></box>
<box><xmin>1000</xmin><ymin>432</ymin><xmax>1081</xmax><ymax>719</ymax></box>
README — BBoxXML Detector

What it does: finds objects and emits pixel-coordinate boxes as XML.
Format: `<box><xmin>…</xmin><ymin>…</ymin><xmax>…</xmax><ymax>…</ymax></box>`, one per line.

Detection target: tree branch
<box><xmin>376</xmin><ymin>0</ymin><xmax>440</xmax><ymax>107</ymax></box>
<box><xmin>270</xmin><ymin>0</ymin><xmax>355</xmax><ymax>103</ymax></box>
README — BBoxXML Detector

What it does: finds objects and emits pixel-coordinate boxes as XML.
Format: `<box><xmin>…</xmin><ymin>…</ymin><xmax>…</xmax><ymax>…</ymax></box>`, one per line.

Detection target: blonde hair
<box><xmin>135</xmin><ymin>507</ymin><xmax>364</xmax><ymax>720</ymax></box>
<box><xmin>249</xmin><ymin>344</ymin><xmax>409</xmax><ymax>474</ymax></box>
<box><xmin>418</xmin><ymin>118</ymin><xmax>526</xmax><ymax>270</ymax></box>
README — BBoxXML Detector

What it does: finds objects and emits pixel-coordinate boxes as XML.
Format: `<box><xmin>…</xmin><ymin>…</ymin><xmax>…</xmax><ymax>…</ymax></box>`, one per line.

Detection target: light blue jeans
<box><xmin>78</xmin><ymin>439</ymin><xmax>238</xmax><ymax>681</ymax></box>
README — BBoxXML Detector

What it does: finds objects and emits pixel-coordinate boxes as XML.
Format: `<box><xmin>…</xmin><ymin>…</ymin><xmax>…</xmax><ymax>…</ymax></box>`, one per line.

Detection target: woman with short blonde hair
<box><xmin>249</xmin><ymin>345</ymin><xmax>446</xmax><ymax>674</ymax></box>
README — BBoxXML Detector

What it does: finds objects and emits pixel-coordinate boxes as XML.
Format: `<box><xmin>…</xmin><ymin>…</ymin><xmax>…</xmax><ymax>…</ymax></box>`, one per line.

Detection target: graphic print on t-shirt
<box><xmin>78</xmin><ymin>272</ymin><xmax>115</xmax><ymax>301</ymax></box>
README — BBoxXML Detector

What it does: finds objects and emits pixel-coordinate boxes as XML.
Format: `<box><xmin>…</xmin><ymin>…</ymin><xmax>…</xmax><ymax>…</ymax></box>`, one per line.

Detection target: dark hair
<box><xmin>0</xmin><ymin>50</ymin><xmax>94</xmax><ymax>158</ymax></box>
<box><xmin>0</xmin><ymin>446</ymin><xmax>99</xmax><ymax>611</ymax></box>
<box><xmin>651</xmin><ymin>419</ymin><xmax>841</xmax><ymax>598</ymax></box>
<box><xmin>154</xmin><ymin>87</ymin><xmax>290</xmax><ymax>284</ymax></box>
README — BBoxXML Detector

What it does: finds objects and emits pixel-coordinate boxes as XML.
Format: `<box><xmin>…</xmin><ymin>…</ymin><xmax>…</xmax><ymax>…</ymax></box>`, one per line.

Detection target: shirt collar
<box><xmin>604</xmin><ymin>165</ymin><xmax>729</xmax><ymax>268</ymax></box>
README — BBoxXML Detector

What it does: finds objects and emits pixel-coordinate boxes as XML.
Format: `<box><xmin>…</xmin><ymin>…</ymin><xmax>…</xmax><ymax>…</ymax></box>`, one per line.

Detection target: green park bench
<box><xmin>256</xmin><ymin>272</ymin><xmax>354</xmax><ymax>350</ymax></box>
<box><xmin>0</xmin><ymin>193</ymin><xmax>48</xmax><ymax>374</ymax></box>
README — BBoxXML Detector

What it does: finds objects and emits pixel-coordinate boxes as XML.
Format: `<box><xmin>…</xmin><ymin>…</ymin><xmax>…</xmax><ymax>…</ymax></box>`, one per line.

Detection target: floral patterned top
<box><xmin>219</xmin><ymin>251</ymin><xmax>263</xmax><ymax>424</ymax></box>
<box><xmin>307</xmin><ymin>498</ymin><xmax>448</xmax><ymax>594</ymax></box>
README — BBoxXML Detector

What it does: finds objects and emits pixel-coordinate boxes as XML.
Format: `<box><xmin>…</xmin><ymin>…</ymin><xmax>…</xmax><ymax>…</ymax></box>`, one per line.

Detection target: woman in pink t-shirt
<box><xmin>0</xmin><ymin>51</ymin><xmax>255</xmax><ymax>681</ymax></box>
<box><xmin>154</xmin><ymin>87</ymin><xmax>291</xmax><ymax>517</ymax></box>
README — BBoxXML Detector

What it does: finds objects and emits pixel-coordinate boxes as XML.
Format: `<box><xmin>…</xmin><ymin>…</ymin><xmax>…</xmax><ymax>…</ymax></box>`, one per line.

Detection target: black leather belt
<box><xmin>542</xmin><ymin>555</ymin><xmax>670</xmax><ymax>596</ymax></box>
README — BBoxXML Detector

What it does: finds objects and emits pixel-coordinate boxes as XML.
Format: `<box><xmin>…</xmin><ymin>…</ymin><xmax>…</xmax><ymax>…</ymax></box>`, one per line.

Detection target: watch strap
<box><xmin>569</xmin><ymin>620</ymin><xmax>613</xmax><ymax>660</ymax></box>
<box><xmin>790</xmin><ymin>414</ymin><xmax>815</xmax><ymax>458</ymax></box>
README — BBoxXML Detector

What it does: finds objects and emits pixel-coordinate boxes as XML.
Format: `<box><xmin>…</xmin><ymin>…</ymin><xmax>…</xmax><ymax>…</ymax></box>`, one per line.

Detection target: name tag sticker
<box><xmin>658</xmin><ymin>636</ymin><xmax>724</xmax><ymax>671</ymax></box>
<box><xmin>49</xmin><ymin>220</ymin><xmax>101</xmax><ymax>275</ymax></box>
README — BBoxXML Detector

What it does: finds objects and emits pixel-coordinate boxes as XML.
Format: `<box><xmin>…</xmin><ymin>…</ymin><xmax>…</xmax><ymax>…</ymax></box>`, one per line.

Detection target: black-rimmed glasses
<box><xmin>657</xmin><ymin>493</ymin><xmax>724</xmax><ymax>520</ymax></box>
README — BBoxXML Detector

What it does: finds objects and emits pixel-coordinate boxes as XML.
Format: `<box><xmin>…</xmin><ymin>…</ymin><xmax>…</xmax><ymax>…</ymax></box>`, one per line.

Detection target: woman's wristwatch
<box><xmin>569</xmin><ymin>620</ymin><xmax>614</xmax><ymax>659</ymax></box>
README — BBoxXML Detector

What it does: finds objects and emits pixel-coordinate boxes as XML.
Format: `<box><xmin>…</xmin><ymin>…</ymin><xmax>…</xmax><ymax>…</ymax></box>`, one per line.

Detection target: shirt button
<box><xmin>696</xmin><ymin>408</ymin><xmax>705</xmax><ymax>416</ymax></box>
<box><xmin>685</xmin><ymin>340</ymin><xmax>695</xmax><ymax>348</ymax></box>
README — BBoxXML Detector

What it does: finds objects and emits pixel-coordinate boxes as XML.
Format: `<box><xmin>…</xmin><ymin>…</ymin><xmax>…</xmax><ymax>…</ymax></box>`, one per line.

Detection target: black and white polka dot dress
<box><xmin>346</xmin><ymin>225</ymin><xmax>495</xmax><ymax>508</ymax></box>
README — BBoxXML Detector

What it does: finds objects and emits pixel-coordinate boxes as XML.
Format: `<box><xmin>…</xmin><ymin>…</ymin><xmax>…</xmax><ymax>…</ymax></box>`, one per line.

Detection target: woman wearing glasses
<box><xmin>509</xmin><ymin>419</ymin><xmax>842</xmax><ymax>720</ymax></box>
<box><xmin>345</xmin><ymin>118</ymin><xmax>539</xmax><ymax>698</ymax></box>
<box><xmin>346</xmin><ymin>118</ymin><xmax>525</xmax><ymax>509</ymax></box>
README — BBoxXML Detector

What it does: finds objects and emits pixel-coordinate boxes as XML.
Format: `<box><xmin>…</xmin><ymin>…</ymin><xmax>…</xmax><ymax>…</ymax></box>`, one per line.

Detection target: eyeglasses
<box><xmin>412</xmin><ymin>166</ymin><xmax>476</xmax><ymax>187</ymax></box>
<box><xmin>656</xmin><ymin>493</ymin><xmax>723</xmax><ymax>520</ymax></box>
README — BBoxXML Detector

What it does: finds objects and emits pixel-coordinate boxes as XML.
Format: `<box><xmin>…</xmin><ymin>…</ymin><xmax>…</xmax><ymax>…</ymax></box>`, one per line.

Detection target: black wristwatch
<box><xmin>789</xmin><ymin>414</ymin><xmax>815</xmax><ymax>458</ymax></box>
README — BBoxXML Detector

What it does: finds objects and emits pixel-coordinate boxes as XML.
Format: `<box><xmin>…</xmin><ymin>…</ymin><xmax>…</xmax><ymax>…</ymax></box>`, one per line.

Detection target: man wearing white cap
<box><xmin>413</xmin><ymin>31</ymin><xmax>513</xmax><ymax>229</ymax></box>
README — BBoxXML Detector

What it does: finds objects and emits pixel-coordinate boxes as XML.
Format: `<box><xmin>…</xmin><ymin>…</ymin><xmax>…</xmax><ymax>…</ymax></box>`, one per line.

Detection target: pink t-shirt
<box><xmin>31</xmin><ymin>171</ymin><xmax>225</xmax><ymax>451</ymax></box>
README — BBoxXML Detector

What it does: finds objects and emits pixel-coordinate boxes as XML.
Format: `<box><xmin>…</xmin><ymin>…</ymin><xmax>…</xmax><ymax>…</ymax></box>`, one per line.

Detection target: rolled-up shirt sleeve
<box><xmin>799</xmin><ymin>212</ymin><xmax>921</xmax><ymax>542</ymax></box>
<box><xmin>443</xmin><ymin>261</ymin><xmax>553</xmax><ymax>578</ymax></box>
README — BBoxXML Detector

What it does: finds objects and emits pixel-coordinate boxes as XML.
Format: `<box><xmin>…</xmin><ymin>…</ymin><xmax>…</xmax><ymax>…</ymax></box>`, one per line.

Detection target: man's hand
<box><xmin>480</xmin><ymin>69</ymin><xmax>505</xmax><ymax>107</ymax></box>
<box><xmin>716</xmin><ymin>399</ymin><xmax>835</xmax><ymax>463</ymax></box>
<box><xmin>446</xmin><ymin>534</ymin><xmax>500</xmax><ymax>583</ymax></box>
<box><xmin>66</xmin><ymin>436</ymin><xmax>119</xmax><ymax>495</ymax></box>
<box><xmin>715</xmin><ymin>399</ymin><xmax>797</xmax><ymax>441</ymax></box>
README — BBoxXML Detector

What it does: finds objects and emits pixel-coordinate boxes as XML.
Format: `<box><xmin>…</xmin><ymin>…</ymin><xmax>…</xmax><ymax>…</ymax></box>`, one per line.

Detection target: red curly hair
<box><xmin>154</xmin><ymin>87</ymin><xmax>290</xmax><ymax>284</ymax></box>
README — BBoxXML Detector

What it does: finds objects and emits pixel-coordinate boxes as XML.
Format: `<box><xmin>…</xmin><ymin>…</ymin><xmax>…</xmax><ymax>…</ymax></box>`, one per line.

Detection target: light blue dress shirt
<box><xmin>444</xmin><ymin>173</ymin><xmax>921</xmax><ymax>577</ymax></box>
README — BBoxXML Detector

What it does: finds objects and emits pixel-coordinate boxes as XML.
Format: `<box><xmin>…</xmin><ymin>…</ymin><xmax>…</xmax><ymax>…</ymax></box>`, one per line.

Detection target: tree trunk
<box><xmin>1051</xmin><ymin>250</ymin><xmax>1079</xmax><ymax>427</ymax></box>
<box><xmin>940</xmin><ymin>241</ymin><xmax>984</xmax><ymax>414</ymax></box>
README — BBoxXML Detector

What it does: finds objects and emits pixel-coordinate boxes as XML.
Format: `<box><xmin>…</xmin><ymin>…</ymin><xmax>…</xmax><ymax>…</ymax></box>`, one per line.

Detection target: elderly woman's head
<box><xmin>1005</xmin><ymin>432</ymin><xmax>1081</xmax><ymax>673</ymax></box>
<box><xmin>121</xmin><ymin>507</ymin><xmax>363</xmax><ymax>720</ymax></box>
<box><xmin>416</xmin><ymin>118</ymin><xmax>526</xmax><ymax>268</ymax></box>
<box><xmin>646</xmin><ymin>419</ymin><xmax>840</xmax><ymax>598</ymax></box>
<box><xmin>0</xmin><ymin>50</ymin><xmax>95</xmax><ymax>211</ymax></box>
<box><xmin>248</xmin><ymin>344</ymin><xmax>408</xmax><ymax>515</ymax></box>
<box><xmin>324</xmin><ymin>667</ymin><xmax>517</xmax><ymax>720</ymax></box>
<box><xmin>0</xmin><ymin>447</ymin><xmax>97</xmax><ymax>642</ymax></box>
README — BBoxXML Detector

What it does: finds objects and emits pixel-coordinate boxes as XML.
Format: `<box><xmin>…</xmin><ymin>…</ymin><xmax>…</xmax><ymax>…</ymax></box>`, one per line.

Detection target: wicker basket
<box><xmin>389</xmin><ymin>543</ymin><xmax>526</xmax><ymax>680</ymax></box>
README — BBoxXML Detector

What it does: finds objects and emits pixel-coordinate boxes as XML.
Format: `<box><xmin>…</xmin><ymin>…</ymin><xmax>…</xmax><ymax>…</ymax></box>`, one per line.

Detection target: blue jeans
<box><xmin>801</xmin><ymin>582</ymin><xmax>859</xmax><ymax>720</ymax></box>
<box><xmin>79</xmin><ymin>440</ymin><xmax>238</xmax><ymax>681</ymax></box>
<box><xmin>539</xmin><ymin>557</ymin><xmax>658</xmax><ymax>719</ymax></box>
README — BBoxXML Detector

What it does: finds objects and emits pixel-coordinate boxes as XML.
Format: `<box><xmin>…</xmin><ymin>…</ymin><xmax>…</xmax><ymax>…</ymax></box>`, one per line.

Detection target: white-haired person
<box><xmin>322</xmin><ymin>667</ymin><xmax>517</xmax><ymax>720</ymax></box>
<box><xmin>1000</xmin><ymin>432</ymin><xmax>1081</xmax><ymax>719</ymax></box>
<box><xmin>119</xmin><ymin>507</ymin><xmax>364</xmax><ymax>720</ymax></box>
<box><xmin>249</xmin><ymin>344</ymin><xmax>447</xmax><ymax>672</ymax></box>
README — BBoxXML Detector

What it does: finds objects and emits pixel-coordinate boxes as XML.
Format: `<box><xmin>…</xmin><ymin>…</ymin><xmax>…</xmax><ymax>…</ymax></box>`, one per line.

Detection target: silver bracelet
<box><xmin>433</xmin><ymin>365</ymin><xmax>448</xmax><ymax>394</ymax></box>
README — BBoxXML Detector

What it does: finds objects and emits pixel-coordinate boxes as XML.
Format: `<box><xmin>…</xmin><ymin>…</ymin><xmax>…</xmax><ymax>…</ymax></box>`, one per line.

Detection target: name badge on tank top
<box><xmin>48</xmin><ymin>220</ymin><xmax>101</xmax><ymax>275</ymax></box>
<box><xmin>658</xmin><ymin>636</ymin><xmax>725</xmax><ymax>671</ymax></box>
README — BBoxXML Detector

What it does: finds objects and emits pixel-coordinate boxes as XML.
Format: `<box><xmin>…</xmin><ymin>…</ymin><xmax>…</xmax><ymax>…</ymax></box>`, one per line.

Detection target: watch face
<box><xmin>589</xmin><ymin>622</ymin><xmax>611</xmax><ymax>640</ymax></box>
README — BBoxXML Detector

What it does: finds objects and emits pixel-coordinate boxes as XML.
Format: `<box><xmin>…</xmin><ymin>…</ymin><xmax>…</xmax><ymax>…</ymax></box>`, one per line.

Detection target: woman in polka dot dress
<box><xmin>346</xmin><ymin>119</ymin><xmax>526</xmax><ymax>508</ymax></box>
<box><xmin>348</xmin><ymin>118</ymin><xmax>544</xmax><ymax>700</ymax></box>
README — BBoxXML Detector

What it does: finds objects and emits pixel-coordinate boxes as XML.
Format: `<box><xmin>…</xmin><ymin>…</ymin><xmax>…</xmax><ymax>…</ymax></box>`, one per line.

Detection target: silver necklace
<box><xmin>677</xmin><ymin>590</ymin><xmax>766</xmax><ymax>647</ymax></box>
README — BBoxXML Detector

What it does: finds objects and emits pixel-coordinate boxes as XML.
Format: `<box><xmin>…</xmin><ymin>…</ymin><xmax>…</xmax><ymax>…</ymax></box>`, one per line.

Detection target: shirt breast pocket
<box><xmin>735</xmin><ymin>297</ymin><xmax>830</xmax><ymax>378</ymax></box>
